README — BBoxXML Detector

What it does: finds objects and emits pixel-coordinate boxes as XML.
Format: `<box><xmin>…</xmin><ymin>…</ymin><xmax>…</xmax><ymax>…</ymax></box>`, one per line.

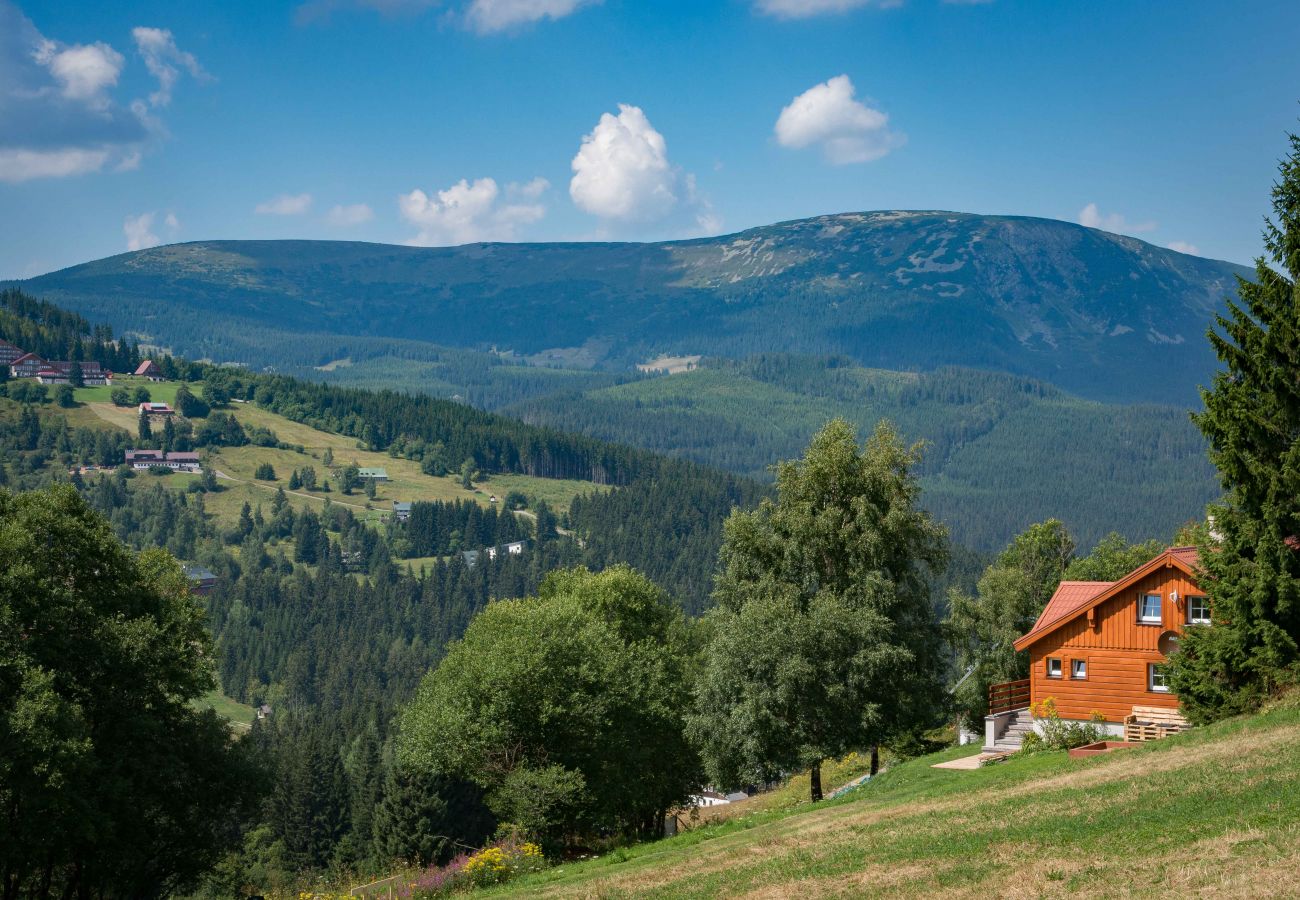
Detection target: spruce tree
<box><xmin>1171</xmin><ymin>131</ymin><xmax>1300</xmax><ymax>721</ymax></box>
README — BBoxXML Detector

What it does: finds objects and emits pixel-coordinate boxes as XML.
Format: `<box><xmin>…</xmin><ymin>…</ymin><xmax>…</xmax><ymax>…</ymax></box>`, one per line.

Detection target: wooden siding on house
<box><xmin>1027</xmin><ymin>563</ymin><xmax>1205</xmax><ymax>722</ymax></box>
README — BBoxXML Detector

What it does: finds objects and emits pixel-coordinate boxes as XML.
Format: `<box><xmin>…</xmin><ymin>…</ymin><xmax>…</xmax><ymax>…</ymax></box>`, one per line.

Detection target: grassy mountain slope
<box><xmin>495</xmin><ymin>702</ymin><xmax>1300</xmax><ymax>898</ymax></box>
<box><xmin>504</xmin><ymin>357</ymin><xmax>1218</xmax><ymax>551</ymax></box>
<box><xmin>16</xmin><ymin>211</ymin><xmax>1249</xmax><ymax>404</ymax></box>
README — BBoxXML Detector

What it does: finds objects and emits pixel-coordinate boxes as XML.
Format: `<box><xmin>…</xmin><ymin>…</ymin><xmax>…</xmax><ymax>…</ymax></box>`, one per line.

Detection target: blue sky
<box><xmin>2</xmin><ymin>0</ymin><xmax>1298</xmax><ymax>278</ymax></box>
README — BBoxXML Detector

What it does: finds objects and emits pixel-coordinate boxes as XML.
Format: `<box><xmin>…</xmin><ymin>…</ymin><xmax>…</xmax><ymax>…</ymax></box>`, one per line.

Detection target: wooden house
<box><xmin>985</xmin><ymin>547</ymin><xmax>1204</xmax><ymax>750</ymax></box>
<box><xmin>135</xmin><ymin>360</ymin><xmax>165</xmax><ymax>381</ymax></box>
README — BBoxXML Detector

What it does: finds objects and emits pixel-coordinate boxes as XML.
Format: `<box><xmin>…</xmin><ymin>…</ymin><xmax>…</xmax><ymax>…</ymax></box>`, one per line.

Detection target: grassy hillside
<box><xmin>505</xmin><ymin>358</ymin><xmax>1219</xmax><ymax>551</ymax></box>
<box><xmin>65</xmin><ymin>376</ymin><xmax>605</xmax><ymax>534</ymax></box>
<box><xmin>494</xmin><ymin>701</ymin><xmax>1300</xmax><ymax>897</ymax></box>
<box><xmin>17</xmin><ymin>211</ymin><xmax>1249</xmax><ymax>404</ymax></box>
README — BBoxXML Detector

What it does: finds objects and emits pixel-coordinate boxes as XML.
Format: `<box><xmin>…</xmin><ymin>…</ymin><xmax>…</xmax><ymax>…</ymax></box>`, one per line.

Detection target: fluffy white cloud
<box><xmin>775</xmin><ymin>74</ymin><xmax>903</xmax><ymax>165</ymax></box>
<box><xmin>1166</xmin><ymin>240</ymin><xmax>1200</xmax><ymax>256</ymax></box>
<box><xmin>164</xmin><ymin>212</ymin><xmax>180</xmax><ymax>229</ymax></box>
<box><xmin>510</xmin><ymin>176</ymin><xmax>550</xmax><ymax>199</ymax></box>
<box><xmin>34</xmin><ymin>39</ymin><xmax>124</xmax><ymax>105</ymax></box>
<box><xmin>124</xmin><ymin>212</ymin><xmax>161</xmax><ymax>251</ymax></box>
<box><xmin>255</xmin><ymin>193</ymin><xmax>314</xmax><ymax>216</ymax></box>
<box><xmin>466</xmin><ymin>0</ymin><xmax>599</xmax><ymax>32</ymax></box>
<box><xmin>754</xmin><ymin>0</ymin><xmax>895</xmax><ymax>18</ymax></box>
<box><xmin>132</xmin><ymin>26</ymin><xmax>208</xmax><ymax>107</ymax></box>
<box><xmin>399</xmin><ymin>177</ymin><xmax>546</xmax><ymax>245</ymax></box>
<box><xmin>1078</xmin><ymin>203</ymin><xmax>1156</xmax><ymax>235</ymax></box>
<box><xmin>326</xmin><ymin>203</ymin><xmax>375</xmax><ymax>226</ymax></box>
<box><xmin>570</xmin><ymin>104</ymin><xmax>677</xmax><ymax>221</ymax></box>
<box><xmin>0</xmin><ymin>5</ymin><xmax>208</xmax><ymax>183</ymax></box>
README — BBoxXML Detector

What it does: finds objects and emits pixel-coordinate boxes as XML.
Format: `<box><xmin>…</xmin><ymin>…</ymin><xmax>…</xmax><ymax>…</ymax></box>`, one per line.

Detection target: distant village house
<box><xmin>183</xmin><ymin>563</ymin><xmax>218</xmax><ymax>596</ymax></box>
<box><xmin>126</xmin><ymin>449</ymin><xmax>202</xmax><ymax>473</ymax></box>
<box><xmin>139</xmin><ymin>401</ymin><xmax>175</xmax><ymax>417</ymax></box>
<box><xmin>135</xmin><ymin>359</ymin><xmax>165</xmax><ymax>381</ymax></box>
<box><xmin>9</xmin><ymin>351</ymin><xmax>112</xmax><ymax>385</ymax></box>
<box><xmin>357</xmin><ymin>467</ymin><xmax>388</xmax><ymax>482</ymax></box>
<box><xmin>392</xmin><ymin>501</ymin><xmax>412</xmax><ymax>522</ymax></box>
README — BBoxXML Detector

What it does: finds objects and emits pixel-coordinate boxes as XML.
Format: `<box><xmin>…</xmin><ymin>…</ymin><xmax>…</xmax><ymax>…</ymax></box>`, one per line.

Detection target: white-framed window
<box><xmin>1188</xmin><ymin>595</ymin><xmax>1211</xmax><ymax>625</ymax></box>
<box><xmin>1139</xmin><ymin>592</ymin><xmax>1163</xmax><ymax>624</ymax></box>
<box><xmin>1148</xmin><ymin>663</ymin><xmax>1170</xmax><ymax>692</ymax></box>
<box><xmin>1046</xmin><ymin>657</ymin><xmax>1062</xmax><ymax>679</ymax></box>
<box><xmin>1071</xmin><ymin>659</ymin><xmax>1087</xmax><ymax>679</ymax></box>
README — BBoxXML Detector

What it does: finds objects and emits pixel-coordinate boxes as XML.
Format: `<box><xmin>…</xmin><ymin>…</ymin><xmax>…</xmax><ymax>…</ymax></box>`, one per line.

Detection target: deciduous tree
<box><xmin>689</xmin><ymin>419</ymin><xmax>947</xmax><ymax>802</ymax></box>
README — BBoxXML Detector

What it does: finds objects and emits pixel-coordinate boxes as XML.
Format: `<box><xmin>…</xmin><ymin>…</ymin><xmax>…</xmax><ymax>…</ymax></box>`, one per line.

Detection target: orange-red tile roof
<box><xmin>1028</xmin><ymin>581</ymin><xmax>1112</xmax><ymax>634</ymax></box>
<box><xmin>1169</xmin><ymin>546</ymin><xmax>1200</xmax><ymax>569</ymax></box>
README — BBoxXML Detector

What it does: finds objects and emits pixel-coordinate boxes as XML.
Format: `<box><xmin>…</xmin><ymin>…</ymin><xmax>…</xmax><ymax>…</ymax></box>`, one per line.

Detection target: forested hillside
<box><xmin>507</xmin><ymin>356</ymin><xmax>1219</xmax><ymax>551</ymax></box>
<box><xmin>15</xmin><ymin>211</ymin><xmax>1248</xmax><ymax>403</ymax></box>
<box><xmin>0</xmin><ymin>288</ymin><xmax>787</xmax><ymax>890</ymax></box>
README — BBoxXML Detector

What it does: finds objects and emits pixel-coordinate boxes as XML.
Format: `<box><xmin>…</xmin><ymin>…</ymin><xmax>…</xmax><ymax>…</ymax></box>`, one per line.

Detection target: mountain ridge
<box><xmin>16</xmin><ymin>210</ymin><xmax>1251</xmax><ymax>404</ymax></box>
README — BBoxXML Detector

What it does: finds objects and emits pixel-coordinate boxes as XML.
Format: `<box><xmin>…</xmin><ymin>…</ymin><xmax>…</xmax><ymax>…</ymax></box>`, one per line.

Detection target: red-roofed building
<box><xmin>0</xmin><ymin>339</ymin><xmax>25</xmax><ymax>367</ymax></box>
<box><xmin>135</xmin><ymin>359</ymin><xmax>164</xmax><ymax>381</ymax></box>
<box><xmin>985</xmin><ymin>547</ymin><xmax>1207</xmax><ymax>750</ymax></box>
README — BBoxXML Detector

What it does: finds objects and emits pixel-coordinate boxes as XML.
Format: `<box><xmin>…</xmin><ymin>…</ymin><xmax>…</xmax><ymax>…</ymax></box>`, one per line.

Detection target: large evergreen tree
<box><xmin>689</xmin><ymin>419</ymin><xmax>947</xmax><ymax>802</ymax></box>
<box><xmin>1172</xmin><ymin>132</ymin><xmax>1300</xmax><ymax>722</ymax></box>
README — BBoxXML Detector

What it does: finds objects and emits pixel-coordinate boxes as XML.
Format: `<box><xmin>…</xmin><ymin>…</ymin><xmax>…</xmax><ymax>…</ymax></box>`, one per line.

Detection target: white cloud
<box><xmin>164</xmin><ymin>212</ymin><xmax>180</xmax><ymax>230</ymax></box>
<box><xmin>0</xmin><ymin>4</ymin><xmax>207</xmax><ymax>183</ymax></box>
<box><xmin>34</xmin><ymin>39</ymin><xmax>125</xmax><ymax>105</ymax></box>
<box><xmin>132</xmin><ymin>26</ymin><xmax>208</xmax><ymax>107</ymax></box>
<box><xmin>1166</xmin><ymin>240</ymin><xmax>1200</xmax><ymax>256</ymax></box>
<box><xmin>124</xmin><ymin>212</ymin><xmax>160</xmax><ymax>251</ymax></box>
<box><xmin>465</xmin><ymin>0</ymin><xmax>599</xmax><ymax>32</ymax></box>
<box><xmin>510</xmin><ymin>176</ymin><xmax>550</xmax><ymax>199</ymax></box>
<box><xmin>326</xmin><ymin>203</ymin><xmax>375</xmax><ymax>226</ymax></box>
<box><xmin>775</xmin><ymin>74</ymin><xmax>903</xmax><ymax>165</ymax></box>
<box><xmin>570</xmin><ymin>104</ymin><xmax>677</xmax><ymax>221</ymax></box>
<box><xmin>255</xmin><ymin>193</ymin><xmax>314</xmax><ymax>216</ymax></box>
<box><xmin>1078</xmin><ymin>203</ymin><xmax>1156</xmax><ymax>235</ymax></box>
<box><xmin>399</xmin><ymin>177</ymin><xmax>546</xmax><ymax>245</ymax></box>
<box><xmin>754</xmin><ymin>0</ymin><xmax>895</xmax><ymax>19</ymax></box>
<box><xmin>0</xmin><ymin>147</ymin><xmax>111</xmax><ymax>183</ymax></box>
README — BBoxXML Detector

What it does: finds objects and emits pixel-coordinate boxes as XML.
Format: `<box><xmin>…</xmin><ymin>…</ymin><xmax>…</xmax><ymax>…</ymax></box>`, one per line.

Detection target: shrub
<box><xmin>255</xmin><ymin>462</ymin><xmax>277</xmax><ymax>481</ymax></box>
<box><xmin>396</xmin><ymin>833</ymin><xmax>546</xmax><ymax>897</ymax></box>
<box><xmin>1017</xmin><ymin>698</ymin><xmax>1106</xmax><ymax>753</ymax></box>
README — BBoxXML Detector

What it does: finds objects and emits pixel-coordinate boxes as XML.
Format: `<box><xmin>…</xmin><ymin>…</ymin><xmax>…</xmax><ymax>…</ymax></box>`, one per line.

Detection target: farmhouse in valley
<box><xmin>392</xmin><ymin>501</ymin><xmax>412</xmax><ymax>522</ymax></box>
<box><xmin>139</xmin><ymin>401</ymin><xmax>175</xmax><ymax>417</ymax></box>
<box><xmin>125</xmin><ymin>449</ymin><xmax>202</xmax><ymax>473</ymax></box>
<box><xmin>135</xmin><ymin>359</ymin><xmax>165</xmax><ymax>381</ymax></box>
<box><xmin>183</xmin><ymin>563</ymin><xmax>218</xmax><ymax>595</ymax></box>
<box><xmin>9</xmin><ymin>351</ymin><xmax>112</xmax><ymax>385</ymax></box>
<box><xmin>357</xmin><ymin>467</ymin><xmax>388</xmax><ymax>482</ymax></box>
<box><xmin>985</xmin><ymin>547</ymin><xmax>1203</xmax><ymax>751</ymax></box>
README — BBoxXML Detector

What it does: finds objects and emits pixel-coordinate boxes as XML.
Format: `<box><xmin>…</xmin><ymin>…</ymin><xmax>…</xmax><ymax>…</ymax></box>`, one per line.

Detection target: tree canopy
<box><xmin>0</xmin><ymin>485</ymin><xmax>260</xmax><ymax>899</ymax></box>
<box><xmin>1172</xmin><ymin>131</ymin><xmax>1300</xmax><ymax>721</ymax></box>
<box><xmin>689</xmin><ymin>419</ymin><xmax>948</xmax><ymax>802</ymax></box>
<box><xmin>396</xmin><ymin>565</ymin><xmax>701</xmax><ymax>843</ymax></box>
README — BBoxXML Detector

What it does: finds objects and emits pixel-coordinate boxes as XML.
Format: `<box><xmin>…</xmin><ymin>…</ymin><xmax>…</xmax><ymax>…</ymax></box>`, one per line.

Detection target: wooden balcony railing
<box><xmin>988</xmin><ymin>678</ymin><xmax>1031</xmax><ymax>715</ymax></box>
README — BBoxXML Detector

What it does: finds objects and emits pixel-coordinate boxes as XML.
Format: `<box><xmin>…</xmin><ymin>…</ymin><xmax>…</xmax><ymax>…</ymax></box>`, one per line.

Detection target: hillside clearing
<box><xmin>491</xmin><ymin>703</ymin><xmax>1300</xmax><ymax>898</ymax></box>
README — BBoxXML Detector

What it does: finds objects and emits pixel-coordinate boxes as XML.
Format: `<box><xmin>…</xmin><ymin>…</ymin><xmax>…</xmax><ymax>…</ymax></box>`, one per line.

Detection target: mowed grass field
<box><xmin>70</xmin><ymin>378</ymin><xmax>606</xmax><ymax>534</ymax></box>
<box><xmin>194</xmin><ymin>689</ymin><xmax>257</xmax><ymax>733</ymax></box>
<box><xmin>489</xmin><ymin>701</ymin><xmax>1300</xmax><ymax>898</ymax></box>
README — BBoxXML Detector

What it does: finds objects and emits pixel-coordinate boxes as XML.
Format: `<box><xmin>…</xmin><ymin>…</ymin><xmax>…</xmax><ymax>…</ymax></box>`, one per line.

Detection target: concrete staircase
<box><xmin>989</xmin><ymin>709</ymin><xmax>1035</xmax><ymax>752</ymax></box>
